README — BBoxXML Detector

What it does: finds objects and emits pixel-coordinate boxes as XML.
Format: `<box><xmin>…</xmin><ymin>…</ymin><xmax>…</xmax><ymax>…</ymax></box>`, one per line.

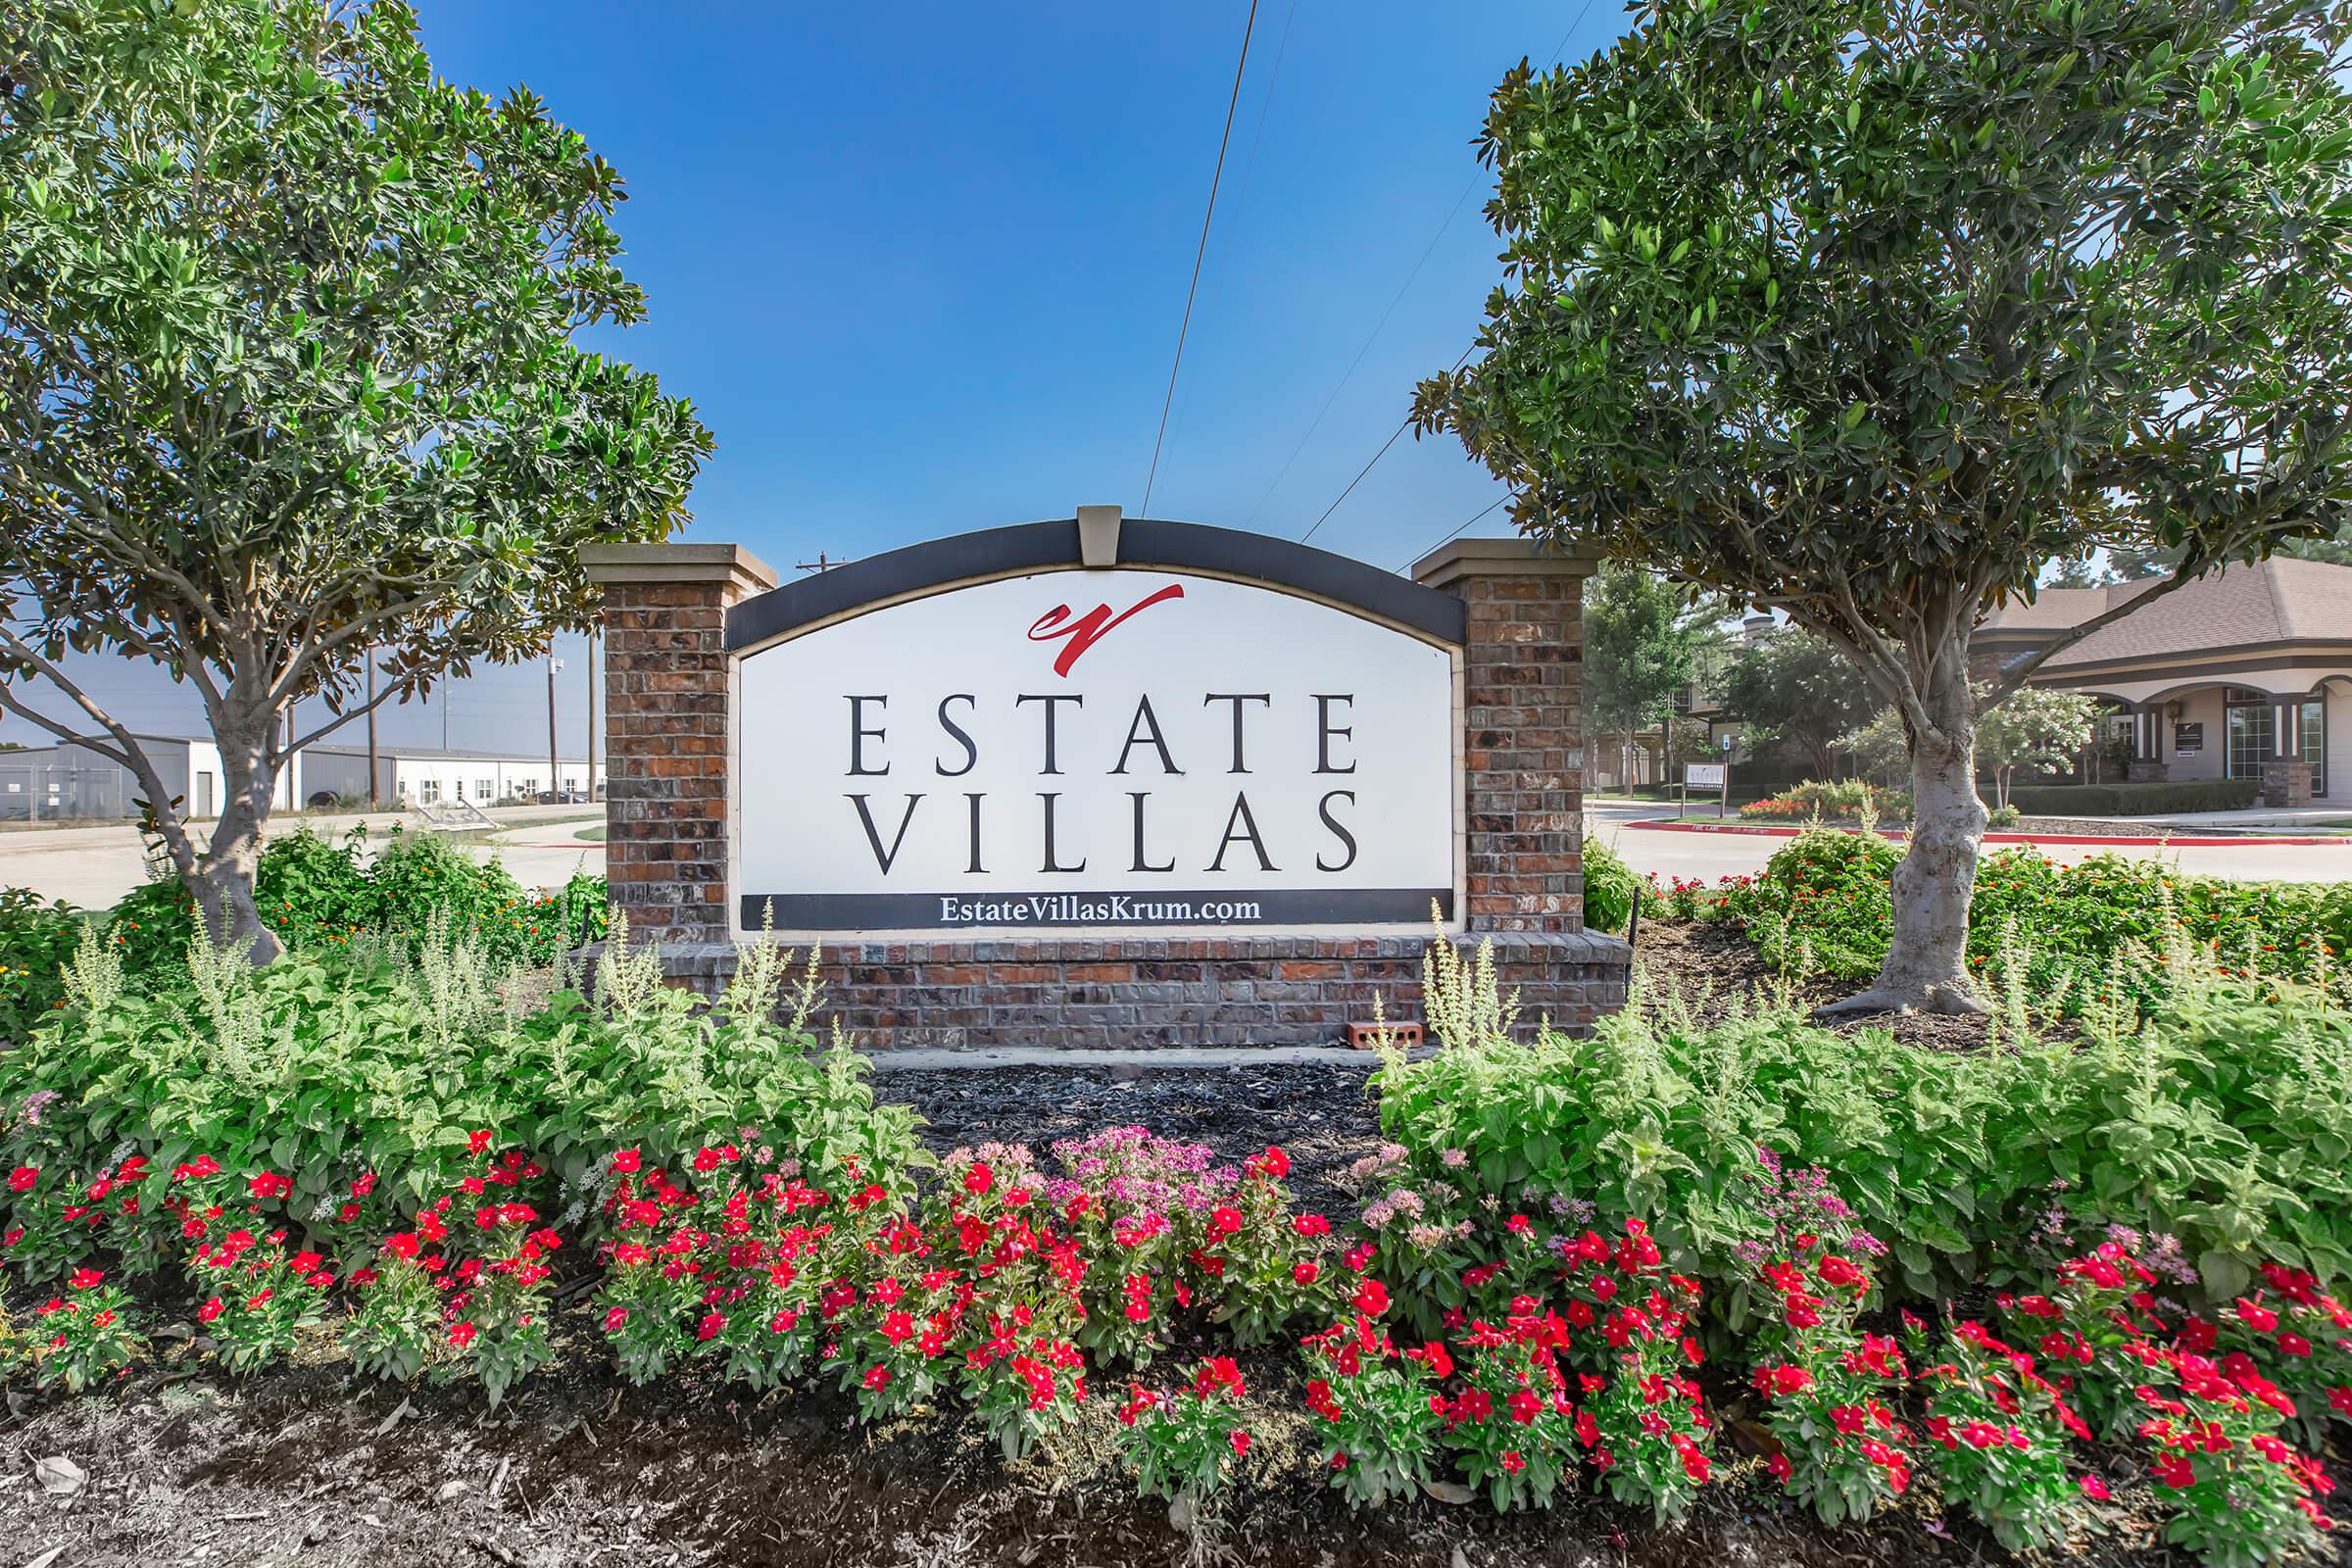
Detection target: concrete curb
<box><xmin>1621</xmin><ymin>818</ymin><xmax>2343</xmax><ymax>850</ymax></box>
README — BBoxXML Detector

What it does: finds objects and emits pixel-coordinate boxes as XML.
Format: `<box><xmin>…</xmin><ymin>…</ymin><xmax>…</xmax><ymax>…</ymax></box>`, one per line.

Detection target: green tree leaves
<box><xmin>0</xmin><ymin>0</ymin><xmax>712</xmax><ymax>950</ymax></box>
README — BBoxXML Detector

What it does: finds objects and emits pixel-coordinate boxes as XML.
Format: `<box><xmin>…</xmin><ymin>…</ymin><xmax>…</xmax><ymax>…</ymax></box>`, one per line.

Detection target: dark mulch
<box><xmin>890</xmin><ymin>1061</ymin><xmax>1385</xmax><ymax>1216</ymax></box>
<box><xmin>1629</xmin><ymin>920</ymin><xmax>2001</xmax><ymax>1053</ymax></box>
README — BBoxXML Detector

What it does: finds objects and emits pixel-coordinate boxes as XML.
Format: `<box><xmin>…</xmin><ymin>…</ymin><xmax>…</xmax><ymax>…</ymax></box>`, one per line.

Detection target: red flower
<box><xmin>1501</xmin><ymin>1450</ymin><xmax>1526</xmax><ymax>1474</ymax></box>
<box><xmin>963</xmin><ymin>1162</ymin><xmax>994</xmax><ymax>1197</ymax></box>
<box><xmin>449</xmin><ymin>1321</ymin><xmax>479</xmax><ymax>1349</ymax></box>
<box><xmin>1228</xmin><ymin>1429</ymin><xmax>1250</xmax><ymax>1457</ymax></box>
<box><xmin>7</xmin><ymin>1166</ymin><xmax>37</xmax><ymax>1193</ymax></box>
<box><xmin>2152</xmin><ymin>1451</ymin><xmax>2197</xmax><ymax>1490</ymax></box>
<box><xmin>698</xmin><ymin>1312</ymin><xmax>725</xmax><ymax>1342</ymax></box>
<box><xmin>863</xmin><ymin>1365</ymin><xmax>891</xmax><ymax>1392</ymax></box>
<box><xmin>1507</xmin><ymin>1389</ymin><xmax>1543</xmax><ymax>1425</ymax></box>
<box><xmin>1293</xmin><ymin>1260</ymin><xmax>1320</xmax><ymax>1287</ymax></box>
<box><xmin>1248</xmin><ymin>1147</ymin><xmax>1290</xmax><ymax>1180</ymax></box>
<box><xmin>604</xmin><ymin>1306</ymin><xmax>629</xmax><ymax>1332</ymax></box>
<box><xmin>246</xmin><ymin>1171</ymin><xmax>291</xmax><ymax>1200</ymax></box>
<box><xmin>467</xmin><ymin>1130</ymin><xmax>494</xmax><ymax>1155</ymax></box>
<box><xmin>66</xmin><ymin>1267</ymin><xmax>104</xmax><ymax>1290</ymax></box>
<box><xmin>1209</xmin><ymin>1206</ymin><xmax>1244</xmax><ymax>1238</ymax></box>
<box><xmin>612</xmin><ymin>1149</ymin><xmax>642</xmax><ymax>1174</ymax></box>
<box><xmin>1766</xmin><ymin>1452</ymin><xmax>1792</xmax><ymax>1484</ymax></box>
<box><xmin>1352</xmin><ymin>1279</ymin><xmax>1390</xmax><ymax>1318</ymax></box>
<box><xmin>1293</xmin><ymin>1213</ymin><xmax>1331</xmax><ymax>1238</ymax></box>
<box><xmin>197</xmin><ymin>1297</ymin><xmax>224</xmax><ymax>1324</ymax></box>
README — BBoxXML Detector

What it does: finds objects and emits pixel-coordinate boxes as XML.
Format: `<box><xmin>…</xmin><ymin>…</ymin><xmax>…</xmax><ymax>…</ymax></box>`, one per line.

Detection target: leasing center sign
<box><xmin>734</xmin><ymin>531</ymin><xmax>1458</xmax><ymax>936</ymax></box>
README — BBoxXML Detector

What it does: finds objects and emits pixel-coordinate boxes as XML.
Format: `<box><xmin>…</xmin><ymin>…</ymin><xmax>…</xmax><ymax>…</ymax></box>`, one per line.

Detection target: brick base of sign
<box><xmin>640</xmin><ymin>931</ymin><xmax>1631</xmax><ymax>1051</ymax></box>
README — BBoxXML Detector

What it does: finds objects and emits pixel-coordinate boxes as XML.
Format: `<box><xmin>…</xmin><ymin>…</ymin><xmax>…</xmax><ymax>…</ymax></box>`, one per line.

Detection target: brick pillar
<box><xmin>1413</xmin><ymin>538</ymin><xmax>1597</xmax><ymax>933</ymax></box>
<box><xmin>580</xmin><ymin>543</ymin><xmax>777</xmax><ymax>945</ymax></box>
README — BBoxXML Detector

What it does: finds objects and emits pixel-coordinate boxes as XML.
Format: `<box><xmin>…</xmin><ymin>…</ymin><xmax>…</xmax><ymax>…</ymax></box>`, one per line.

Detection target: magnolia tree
<box><xmin>0</xmin><ymin>2</ymin><xmax>711</xmax><ymax>956</ymax></box>
<box><xmin>1416</xmin><ymin>0</ymin><xmax>2352</xmax><ymax>1013</ymax></box>
<box><xmin>1976</xmin><ymin>687</ymin><xmax>2099</xmax><ymax>809</ymax></box>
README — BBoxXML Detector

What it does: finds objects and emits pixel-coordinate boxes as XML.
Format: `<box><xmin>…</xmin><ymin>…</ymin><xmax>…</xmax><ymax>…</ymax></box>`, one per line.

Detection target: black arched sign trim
<box><xmin>724</xmin><ymin>518</ymin><xmax>1468</xmax><ymax>653</ymax></box>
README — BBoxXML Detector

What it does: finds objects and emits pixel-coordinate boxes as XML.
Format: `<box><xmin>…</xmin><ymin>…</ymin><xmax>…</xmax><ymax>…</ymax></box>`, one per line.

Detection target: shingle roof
<box><xmin>1982</xmin><ymin>557</ymin><xmax>2352</xmax><ymax>667</ymax></box>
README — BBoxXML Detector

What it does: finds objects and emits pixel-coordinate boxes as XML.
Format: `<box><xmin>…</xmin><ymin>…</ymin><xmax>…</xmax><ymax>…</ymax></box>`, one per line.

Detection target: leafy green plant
<box><xmin>0</xmin><ymin>888</ymin><xmax>83</xmax><ymax>1046</ymax></box>
<box><xmin>1582</xmin><ymin>833</ymin><xmax>1640</xmax><ymax>936</ymax></box>
<box><xmin>1377</xmin><ymin>942</ymin><xmax>2352</xmax><ymax>1302</ymax></box>
<box><xmin>27</xmin><ymin>1268</ymin><xmax>143</xmax><ymax>1392</ymax></box>
<box><xmin>1299</xmin><ymin>1316</ymin><xmax>1446</xmax><ymax>1509</ymax></box>
<box><xmin>1906</xmin><ymin>1315</ymin><xmax>2095</xmax><ymax>1553</ymax></box>
<box><xmin>1117</xmin><ymin>1356</ymin><xmax>1254</xmax><ymax>1514</ymax></box>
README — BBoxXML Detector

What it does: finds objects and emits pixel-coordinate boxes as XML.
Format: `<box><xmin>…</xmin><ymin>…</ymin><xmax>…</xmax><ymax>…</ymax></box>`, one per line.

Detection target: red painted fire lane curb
<box><xmin>1621</xmin><ymin>819</ymin><xmax>2343</xmax><ymax>849</ymax></box>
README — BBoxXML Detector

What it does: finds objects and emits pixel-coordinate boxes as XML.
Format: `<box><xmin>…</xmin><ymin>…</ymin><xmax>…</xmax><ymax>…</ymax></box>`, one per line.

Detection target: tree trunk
<box><xmin>188</xmin><ymin>723</ymin><xmax>283</xmax><ymax>963</ymax></box>
<box><xmin>1819</xmin><ymin>662</ymin><xmax>1985</xmax><ymax>1016</ymax></box>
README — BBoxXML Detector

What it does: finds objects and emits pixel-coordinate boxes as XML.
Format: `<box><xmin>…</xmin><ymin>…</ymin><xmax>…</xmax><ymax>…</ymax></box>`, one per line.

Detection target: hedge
<box><xmin>2004</xmin><ymin>779</ymin><xmax>2261</xmax><ymax>817</ymax></box>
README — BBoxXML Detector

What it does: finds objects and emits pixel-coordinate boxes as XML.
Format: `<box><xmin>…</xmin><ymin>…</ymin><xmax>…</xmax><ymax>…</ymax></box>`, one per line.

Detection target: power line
<box><xmin>1297</xmin><ymin>344</ymin><xmax>1470</xmax><ymax>546</ymax></box>
<box><xmin>1396</xmin><ymin>493</ymin><xmax>1508</xmax><ymax>573</ymax></box>
<box><xmin>1233</xmin><ymin>0</ymin><xmax>1298</xmax><ymax>202</ymax></box>
<box><xmin>1140</xmin><ymin>0</ymin><xmax>1262</xmax><ymax>519</ymax></box>
<box><xmin>1247</xmin><ymin>179</ymin><xmax>1476</xmax><ymax>527</ymax></box>
<box><xmin>1286</xmin><ymin>5</ymin><xmax>1601</xmax><ymax>544</ymax></box>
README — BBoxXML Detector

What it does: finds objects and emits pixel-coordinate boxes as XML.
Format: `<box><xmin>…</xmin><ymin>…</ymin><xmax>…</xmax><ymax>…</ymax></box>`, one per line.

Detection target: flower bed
<box><xmin>1</xmin><ymin>924</ymin><xmax>2347</xmax><ymax>1565</ymax></box>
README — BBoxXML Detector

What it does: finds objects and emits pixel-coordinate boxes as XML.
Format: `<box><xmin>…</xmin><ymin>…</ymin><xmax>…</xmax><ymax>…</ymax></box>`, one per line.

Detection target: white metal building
<box><xmin>0</xmin><ymin>734</ymin><xmax>590</xmax><ymax>820</ymax></box>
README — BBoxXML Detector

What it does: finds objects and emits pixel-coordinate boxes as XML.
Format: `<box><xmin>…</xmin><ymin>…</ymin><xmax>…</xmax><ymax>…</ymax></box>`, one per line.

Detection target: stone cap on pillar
<box><xmin>1410</xmin><ymin>535</ymin><xmax>1599</xmax><ymax>589</ymax></box>
<box><xmin>580</xmin><ymin>542</ymin><xmax>779</xmax><ymax>597</ymax></box>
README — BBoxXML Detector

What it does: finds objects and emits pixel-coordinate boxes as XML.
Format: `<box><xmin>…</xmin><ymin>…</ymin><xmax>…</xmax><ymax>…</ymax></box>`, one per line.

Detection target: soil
<box><xmin>1628</xmin><ymin>920</ymin><xmax>2004</xmax><ymax>1053</ymax></box>
<box><xmin>0</xmin><ymin>933</ymin><xmax>2335</xmax><ymax>1567</ymax></box>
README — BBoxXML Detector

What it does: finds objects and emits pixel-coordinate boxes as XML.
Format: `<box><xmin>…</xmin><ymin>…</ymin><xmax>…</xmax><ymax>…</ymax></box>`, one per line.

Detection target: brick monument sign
<box><xmin>581</xmin><ymin>512</ymin><xmax>1629</xmax><ymax>1049</ymax></box>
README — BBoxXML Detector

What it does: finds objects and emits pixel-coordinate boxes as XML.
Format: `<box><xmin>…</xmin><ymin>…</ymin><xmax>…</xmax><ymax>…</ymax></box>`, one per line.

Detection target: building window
<box><xmin>419</xmin><ymin>779</ymin><xmax>441</xmax><ymax>805</ymax></box>
<box><xmin>2226</xmin><ymin>692</ymin><xmax>2272</xmax><ymax>782</ymax></box>
<box><xmin>478</xmin><ymin>778</ymin><xmax>494</xmax><ymax>801</ymax></box>
<box><xmin>2303</xmin><ymin>696</ymin><xmax>2327</xmax><ymax>799</ymax></box>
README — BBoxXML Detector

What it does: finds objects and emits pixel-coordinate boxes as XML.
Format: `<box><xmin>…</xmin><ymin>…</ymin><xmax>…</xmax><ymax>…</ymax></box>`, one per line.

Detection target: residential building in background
<box><xmin>1978</xmin><ymin>557</ymin><xmax>2352</xmax><ymax>806</ymax></box>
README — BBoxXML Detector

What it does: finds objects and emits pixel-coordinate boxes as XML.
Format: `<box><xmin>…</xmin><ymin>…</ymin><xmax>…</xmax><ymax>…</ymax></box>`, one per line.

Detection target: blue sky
<box><xmin>8</xmin><ymin>1</ymin><xmax>1632</xmax><ymax>758</ymax></box>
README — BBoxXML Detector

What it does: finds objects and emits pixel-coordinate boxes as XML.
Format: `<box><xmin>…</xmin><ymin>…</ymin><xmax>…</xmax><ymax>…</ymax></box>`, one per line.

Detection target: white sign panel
<box><xmin>1685</xmin><ymin>762</ymin><xmax>1726</xmax><ymax>789</ymax></box>
<box><xmin>737</xmin><ymin>571</ymin><xmax>1455</xmax><ymax>935</ymax></box>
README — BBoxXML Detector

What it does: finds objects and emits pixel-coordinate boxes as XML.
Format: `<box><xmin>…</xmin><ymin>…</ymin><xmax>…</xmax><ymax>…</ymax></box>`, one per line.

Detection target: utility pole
<box><xmin>585</xmin><ymin>629</ymin><xmax>598</xmax><ymax>803</ymax></box>
<box><xmin>796</xmin><ymin>553</ymin><xmax>852</xmax><ymax>573</ymax></box>
<box><xmin>365</xmin><ymin>654</ymin><xmax>379</xmax><ymax>808</ymax></box>
<box><xmin>547</xmin><ymin>652</ymin><xmax>565</xmax><ymax>802</ymax></box>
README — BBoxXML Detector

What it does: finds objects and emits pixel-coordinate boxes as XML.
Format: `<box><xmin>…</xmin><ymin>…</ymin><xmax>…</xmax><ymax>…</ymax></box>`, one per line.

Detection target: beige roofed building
<box><xmin>1977</xmin><ymin>557</ymin><xmax>2352</xmax><ymax>807</ymax></box>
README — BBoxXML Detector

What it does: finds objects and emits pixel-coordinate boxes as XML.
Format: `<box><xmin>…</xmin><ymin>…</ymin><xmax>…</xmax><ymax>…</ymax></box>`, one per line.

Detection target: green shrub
<box><xmin>2004</xmin><ymin>779</ymin><xmax>2260</xmax><ymax>816</ymax></box>
<box><xmin>1582</xmin><ymin>834</ymin><xmax>1640</xmax><ymax>935</ymax></box>
<box><xmin>99</xmin><ymin>824</ymin><xmax>603</xmax><ymax>975</ymax></box>
<box><xmin>1375</xmin><ymin>953</ymin><xmax>2352</xmax><ymax>1303</ymax></box>
<box><xmin>0</xmin><ymin>919</ymin><xmax>920</xmax><ymax>1282</ymax></box>
<box><xmin>1712</xmin><ymin>830</ymin><xmax>2351</xmax><ymax>1004</ymax></box>
<box><xmin>0</xmin><ymin>889</ymin><xmax>85</xmax><ymax>1046</ymax></box>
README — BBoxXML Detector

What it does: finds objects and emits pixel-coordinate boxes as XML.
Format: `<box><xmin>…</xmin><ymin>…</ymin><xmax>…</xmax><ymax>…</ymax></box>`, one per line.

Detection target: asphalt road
<box><xmin>0</xmin><ymin>806</ymin><xmax>603</xmax><ymax>909</ymax></box>
<box><xmin>5</xmin><ymin>801</ymin><xmax>2345</xmax><ymax>912</ymax></box>
<box><xmin>1587</xmin><ymin>800</ymin><xmax>2352</xmax><ymax>885</ymax></box>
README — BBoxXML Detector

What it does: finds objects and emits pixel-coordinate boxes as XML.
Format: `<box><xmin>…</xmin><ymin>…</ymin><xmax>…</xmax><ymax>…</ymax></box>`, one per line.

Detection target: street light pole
<box><xmin>585</xmin><ymin>629</ymin><xmax>598</xmax><ymax>804</ymax></box>
<box><xmin>547</xmin><ymin>652</ymin><xmax>564</xmax><ymax>803</ymax></box>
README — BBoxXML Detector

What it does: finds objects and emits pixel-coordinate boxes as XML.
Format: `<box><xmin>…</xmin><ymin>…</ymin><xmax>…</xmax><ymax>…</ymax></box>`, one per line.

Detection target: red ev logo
<box><xmin>1025</xmin><ymin>583</ymin><xmax>1184</xmax><ymax>677</ymax></box>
